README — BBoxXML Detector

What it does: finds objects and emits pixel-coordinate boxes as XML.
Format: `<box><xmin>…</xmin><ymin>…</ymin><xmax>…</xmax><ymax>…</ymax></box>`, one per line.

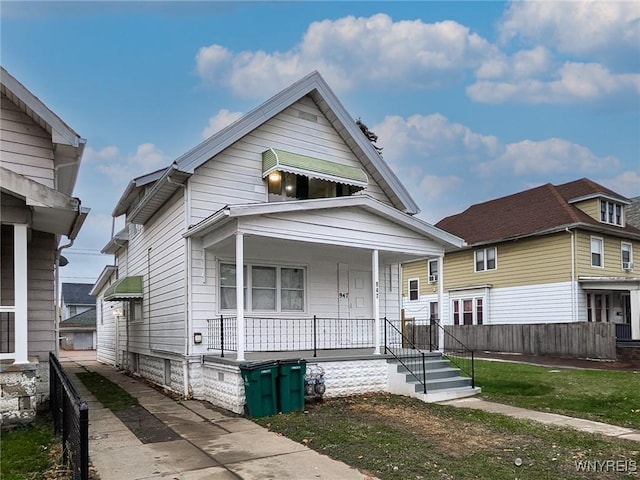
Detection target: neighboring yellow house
<box><xmin>402</xmin><ymin>179</ymin><xmax>640</xmax><ymax>341</ymax></box>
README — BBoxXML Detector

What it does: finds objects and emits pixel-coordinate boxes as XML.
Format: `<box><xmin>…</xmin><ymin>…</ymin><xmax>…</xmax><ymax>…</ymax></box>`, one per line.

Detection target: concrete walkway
<box><xmin>440</xmin><ymin>397</ymin><xmax>640</xmax><ymax>442</ymax></box>
<box><xmin>60</xmin><ymin>356</ymin><xmax>376</xmax><ymax>480</ymax></box>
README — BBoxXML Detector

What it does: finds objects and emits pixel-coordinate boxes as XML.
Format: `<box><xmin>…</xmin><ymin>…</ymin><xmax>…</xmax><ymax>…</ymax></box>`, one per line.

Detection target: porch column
<box><xmin>372</xmin><ymin>249</ymin><xmax>380</xmax><ymax>355</ymax></box>
<box><xmin>14</xmin><ymin>224</ymin><xmax>29</xmax><ymax>364</ymax></box>
<box><xmin>631</xmin><ymin>289</ymin><xmax>640</xmax><ymax>341</ymax></box>
<box><xmin>437</xmin><ymin>254</ymin><xmax>445</xmax><ymax>352</ymax></box>
<box><xmin>236</xmin><ymin>232</ymin><xmax>245</xmax><ymax>361</ymax></box>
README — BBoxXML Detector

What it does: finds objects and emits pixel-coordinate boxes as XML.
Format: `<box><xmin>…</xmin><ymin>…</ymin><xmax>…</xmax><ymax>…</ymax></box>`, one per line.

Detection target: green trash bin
<box><xmin>240</xmin><ymin>361</ymin><xmax>279</xmax><ymax>418</ymax></box>
<box><xmin>278</xmin><ymin>359</ymin><xmax>307</xmax><ymax>414</ymax></box>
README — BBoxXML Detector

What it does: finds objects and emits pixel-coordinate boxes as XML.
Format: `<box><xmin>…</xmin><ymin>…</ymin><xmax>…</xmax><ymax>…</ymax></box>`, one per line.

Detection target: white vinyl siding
<box><xmin>0</xmin><ymin>93</ymin><xmax>55</xmax><ymax>188</ymax></box>
<box><xmin>188</xmin><ymin>97</ymin><xmax>393</xmax><ymax>225</ymax></box>
<box><xmin>125</xmin><ymin>191</ymin><xmax>185</xmax><ymax>355</ymax></box>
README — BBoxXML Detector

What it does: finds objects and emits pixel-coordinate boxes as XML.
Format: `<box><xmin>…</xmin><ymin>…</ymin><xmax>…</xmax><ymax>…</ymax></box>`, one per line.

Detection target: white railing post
<box><xmin>236</xmin><ymin>232</ymin><xmax>245</xmax><ymax>361</ymax></box>
<box><xmin>437</xmin><ymin>254</ymin><xmax>445</xmax><ymax>352</ymax></box>
<box><xmin>14</xmin><ymin>224</ymin><xmax>29</xmax><ymax>364</ymax></box>
<box><xmin>372</xmin><ymin>249</ymin><xmax>380</xmax><ymax>355</ymax></box>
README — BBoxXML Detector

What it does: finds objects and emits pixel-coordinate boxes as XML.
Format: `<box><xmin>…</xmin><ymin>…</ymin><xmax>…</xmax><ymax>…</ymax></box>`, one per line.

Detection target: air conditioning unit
<box><xmin>623</xmin><ymin>262</ymin><xmax>634</xmax><ymax>271</ymax></box>
<box><xmin>428</xmin><ymin>275</ymin><xmax>438</xmax><ymax>283</ymax></box>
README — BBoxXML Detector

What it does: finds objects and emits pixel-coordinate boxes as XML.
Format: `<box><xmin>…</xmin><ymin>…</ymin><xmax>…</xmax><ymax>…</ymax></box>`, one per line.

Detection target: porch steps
<box><xmin>387</xmin><ymin>354</ymin><xmax>480</xmax><ymax>403</ymax></box>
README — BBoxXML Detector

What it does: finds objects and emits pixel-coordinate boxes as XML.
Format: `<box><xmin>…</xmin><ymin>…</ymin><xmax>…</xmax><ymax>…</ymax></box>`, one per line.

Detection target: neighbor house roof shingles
<box><xmin>436</xmin><ymin>178</ymin><xmax>640</xmax><ymax>246</ymax></box>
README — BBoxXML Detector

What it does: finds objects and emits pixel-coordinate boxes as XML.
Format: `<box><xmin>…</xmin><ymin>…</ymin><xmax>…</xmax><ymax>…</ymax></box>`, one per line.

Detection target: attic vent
<box><xmin>298</xmin><ymin>110</ymin><xmax>318</xmax><ymax>123</ymax></box>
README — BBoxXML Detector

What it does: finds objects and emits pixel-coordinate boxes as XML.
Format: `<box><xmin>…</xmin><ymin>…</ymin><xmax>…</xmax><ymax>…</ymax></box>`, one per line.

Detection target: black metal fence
<box><xmin>207</xmin><ymin>315</ymin><xmax>375</xmax><ymax>357</ymax></box>
<box><xmin>49</xmin><ymin>352</ymin><xmax>89</xmax><ymax>480</ymax></box>
<box><xmin>383</xmin><ymin>317</ymin><xmax>429</xmax><ymax>393</ymax></box>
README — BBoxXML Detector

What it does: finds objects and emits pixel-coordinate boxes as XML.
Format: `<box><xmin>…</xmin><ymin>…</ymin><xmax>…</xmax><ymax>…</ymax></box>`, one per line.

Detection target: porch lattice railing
<box><xmin>207</xmin><ymin>316</ymin><xmax>375</xmax><ymax>357</ymax></box>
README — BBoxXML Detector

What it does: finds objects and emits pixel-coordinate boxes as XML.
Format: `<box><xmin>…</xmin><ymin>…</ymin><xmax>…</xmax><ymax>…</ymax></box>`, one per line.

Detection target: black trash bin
<box><xmin>239</xmin><ymin>361</ymin><xmax>279</xmax><ymax>418</ymax></box>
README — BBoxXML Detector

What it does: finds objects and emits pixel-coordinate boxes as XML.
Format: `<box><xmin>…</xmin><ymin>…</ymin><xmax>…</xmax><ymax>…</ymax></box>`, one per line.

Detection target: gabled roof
<box><xmin>62</xmin><ymin>283</ymin><xmax>94</xmax><ymax>305</ymax></box>
<box><xmin>0</xmin><ymin>66</ymin><xmax>86</xmax><ymax>196</ymax></box>
<box><xmin>112</xmin><ymin>71</ymin><xmax>419</xmax><ymax>221</ymax></box>
<box><xmin>60</xmin><ymin>307</ymin><xmax>96</xmax><ymax>328</ymax></box>
<box><xmin>436</xmin><ymin>178</ymin><xmax>640</xmax><ymax>246</ymax></box>
<box><xmin>90</xmin><ymin>265</ymin><xmax>117</xmax><ymax>297</ymax></box>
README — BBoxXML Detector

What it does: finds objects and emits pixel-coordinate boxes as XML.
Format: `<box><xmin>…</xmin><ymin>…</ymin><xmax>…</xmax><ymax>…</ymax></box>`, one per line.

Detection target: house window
<box><xmin>621</xmin><ymin>242</ymin><xmax>633</xmax><ymax>270</ymax></box>
<box><xmin>428</xmin><ymin>260</ymin><xmax>438</xmax><ymax>283</ymax></box>
<box><xmin>408</xmin><ymin>278</ymin><xmax>419</xmax><ymax>301</ymax></box>
<box><xmin>475</xmin><ymin>247</ymin><xmax>496</xmax><ymax>272</ymax></box>
<box><xmin>591</xmin><ymin>236</ymin><xmax>604</xmax><ymax>267</ymax></box>
<box><xmin>429</xmin><ymin>302</ymin><xmax>438</xmax><ymax>321</ymax></box>
<box><xmin>128</xmin><ymin>300</ymin><xmax>143</xmax><ymax>323</ymax></box>
<box><xmin>267</xmin><ymin>172</ymin><xmax>359</xmax><ymax>202</ymax></box>
<box><xmin>452</xmin><ymin>298</ymin><xmax>485</xmax><ymax>325</ymax></box>
<box><xmin>587</xmin><ymin>293</ymin><xmax>610</xmax><ymax>322</ymax></box>
<box><xmin>600</xmin><ymin>199</ymin><xmax>624</xmax><ymax>226</ymax></box>
<box><xmin>220</xmin><ymin>263</ymin><xmax>304</xmax><ymax>312</ymax></box>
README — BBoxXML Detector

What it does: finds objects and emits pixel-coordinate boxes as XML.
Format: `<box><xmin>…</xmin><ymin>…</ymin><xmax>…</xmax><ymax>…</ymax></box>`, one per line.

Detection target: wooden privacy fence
<box><xmin>445</xmin><ymin>322</ymin><xmax>617</xmax><ymax>360</ymax></box>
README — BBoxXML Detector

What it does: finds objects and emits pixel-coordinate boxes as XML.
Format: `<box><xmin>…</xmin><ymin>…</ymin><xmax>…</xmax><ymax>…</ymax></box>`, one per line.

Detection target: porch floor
<box><xmin>204</xmin><ymin>348</ymin><xmax>395</xmax><ymax>364</ymax></box>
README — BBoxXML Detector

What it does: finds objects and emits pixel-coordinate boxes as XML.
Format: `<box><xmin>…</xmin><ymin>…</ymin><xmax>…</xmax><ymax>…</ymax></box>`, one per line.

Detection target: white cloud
<box><xmin>477</xmin><ymin>138</ymin><xmax>619</xmax><ymax>177</ymax></box>
<box><xmin>499</xmin><ymin>1</ymin><xmax>640</xmax><ymax>67</ymax></box>
<box><xmin>83</xmin><ymin>145</ymin><xmax>119</xmax><ymax>162</ymax></box>
<box><xmin>202</xmin><ymin>109</ymin><xmax>244</xmax><ymax>139</ymax></box>
<box><xmin>600</xmin><ymin>170</ymin><xmax>640</xmax><ymax>199</ymax></box>
<box><xmin>195</xmin><ymin>13</ymin><xmax>494</xmax><ymax>97</ymax></box>
<box><xmin>95</xmin><ymin>143</ymin><xmax>169</xmax><ymax>184</ymax></box>
<box><xmin>468</xmin><ymin>62</ymin><xmax>640</xmax><ymax>104</ymax></box>
<box><xmin>475</xmin><ymin>47</ymin><xmax>553</xmax><ymax>80</ymax></box>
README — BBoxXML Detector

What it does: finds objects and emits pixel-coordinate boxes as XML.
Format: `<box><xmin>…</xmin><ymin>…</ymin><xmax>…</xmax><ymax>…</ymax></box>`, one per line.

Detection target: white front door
<box><xmin>349</xmin><ymin>270</ymin><xmax>372</xmax><ymax>319</ymax></box>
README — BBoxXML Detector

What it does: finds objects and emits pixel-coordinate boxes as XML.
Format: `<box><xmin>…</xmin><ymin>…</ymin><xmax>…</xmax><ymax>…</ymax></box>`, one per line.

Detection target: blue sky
<box><xmin>2</xmin><ymin>1</ymin><xmax>639</xmax><ymax>284</ymax></box>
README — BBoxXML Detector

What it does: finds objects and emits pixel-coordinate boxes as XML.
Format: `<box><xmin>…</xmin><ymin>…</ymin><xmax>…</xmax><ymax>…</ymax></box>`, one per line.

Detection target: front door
<box><xmin>349</xmin><ymin>270</ymin><xmax>372</xmax><ymax>319</ymax></box>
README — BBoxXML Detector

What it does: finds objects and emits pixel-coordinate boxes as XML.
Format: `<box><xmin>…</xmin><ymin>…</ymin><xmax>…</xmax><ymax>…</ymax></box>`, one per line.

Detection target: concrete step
<box><xmin>408</xmin><ymin>376</ymin><xmax>473</xmax><ymax>392</ymax></box>
<box><xmin>394</xmin><ymin>359</ymin><xmax>452</xmax><ymax>372</ymax></box>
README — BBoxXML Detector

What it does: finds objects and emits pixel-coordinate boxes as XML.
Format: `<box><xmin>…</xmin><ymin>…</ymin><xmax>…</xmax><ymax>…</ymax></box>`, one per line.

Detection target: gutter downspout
<box><xmin>566</xmin><ymin>227</ymin><xmax>577</xmax><ymax>322</ymax></box>
<box><xmin>55</xmin><ymin>238</ymin><xmax>74</xmax><ymax>358</ymax></box>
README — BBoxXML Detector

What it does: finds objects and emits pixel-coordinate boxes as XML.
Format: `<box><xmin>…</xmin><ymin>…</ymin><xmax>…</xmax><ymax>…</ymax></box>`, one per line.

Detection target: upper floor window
<box><xmin>475</xmin><ymin>247</ymin><xmax>496</xmax><ymax>272</ymax></box>
<box><xmin>428</xmin><ymin>259</ymin><xmax>438</xmax><ymax>283</ymax></box>
<box><xmin>622</xmin><ymin>242</ymin><xmax>633</xmax><ymax>270</ymax></box>
<box><xmin>267</xmin><ymin>172</ymin><xmax>360</xmax><ymax>202</ymax></box>
<box><xmin>591</xmin><ymin>236</ymin><xmax>604</xmax><ymax>267</ymax></box>
<box><xmin>600</xmin><ymin>199</ymin><xmax>624</xmax><ymax>226</ymax></box>
<box><xmin>408</xmin><ymin>278</ymin><xmax>419</xmax><ymax>301</ymax></box>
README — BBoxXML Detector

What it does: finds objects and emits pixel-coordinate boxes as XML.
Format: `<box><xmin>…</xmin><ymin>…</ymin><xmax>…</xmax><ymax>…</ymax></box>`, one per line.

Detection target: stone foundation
<box><xmin>0</xmin><ymin>359</ymin><xmax>40</xmax><ymax>428</ymax></box>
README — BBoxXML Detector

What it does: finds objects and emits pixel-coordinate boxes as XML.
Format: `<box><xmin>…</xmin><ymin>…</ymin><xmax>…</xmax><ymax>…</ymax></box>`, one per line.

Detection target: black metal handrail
<box><xmin>49</xmin><ymin>352</ymin><xmax>89</xmax><ymax>480</ymax></box>
<box><xmin>435</xmin><ymin>320</ymin><xmax>475</xmax><ymax>388</ymax></box>
<box><xmin>383</xmin><ymin>317</ymin><xmax>428</xmax><ymax>394</ymax></box>
<box><xmin>206</xmin><ymin>315</ymin><xmax>375</xmax><ymax>357</ymax></box>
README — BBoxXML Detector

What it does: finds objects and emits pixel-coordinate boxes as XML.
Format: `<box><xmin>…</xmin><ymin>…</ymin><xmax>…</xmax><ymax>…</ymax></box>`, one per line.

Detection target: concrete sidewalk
<box><xmin>61</xmin><ymin>358</ymin><xmax>376</xmax><ymax>480</ymax></box>
<box><xmin>440</xmin><ymin>397</ymin><xmax>640</xmax><ymax>442</ymax></box>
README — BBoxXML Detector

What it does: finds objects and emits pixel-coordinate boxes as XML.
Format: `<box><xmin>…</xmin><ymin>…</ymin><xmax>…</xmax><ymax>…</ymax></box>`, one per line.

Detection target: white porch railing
<box><xmin>207</xmin><ymin>316</ymin><xmax>376</xmax><ymax>357</ymax></box>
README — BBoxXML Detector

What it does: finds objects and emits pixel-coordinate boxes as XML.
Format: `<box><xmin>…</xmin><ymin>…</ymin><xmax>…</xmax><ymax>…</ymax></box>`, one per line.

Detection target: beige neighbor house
<box><xmin>0</xmin><ymin>66</ymin><xmax>89</xmax><ymax>426</ymax></box>
<box><xmin>402</xmin><ymin>179</ymin><xmax>640</xmax><ymax>360</ymax></box>
<box><xmin>92</xmin><ymin>71</ymin><xmax>481</xmax><ymax>414</ymax></box>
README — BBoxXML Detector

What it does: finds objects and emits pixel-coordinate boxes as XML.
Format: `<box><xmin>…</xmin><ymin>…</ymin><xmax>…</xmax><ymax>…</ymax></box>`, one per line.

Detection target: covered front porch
<box><xmin>185</xmin><ymin>196</ymin><xmax>464</xmax><ymax>361</ymax></box>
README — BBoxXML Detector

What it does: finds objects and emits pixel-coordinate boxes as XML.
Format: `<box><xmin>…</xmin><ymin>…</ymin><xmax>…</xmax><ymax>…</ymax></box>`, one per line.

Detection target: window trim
<box><xmin>452</xmin><ymin>296</ymin><xmax>485</xmax><ymax>325</ymax></box>
<box><xmin>474</xmin><ymin>247</ymin><xmax>497</xmax><ymax>272</ymax></box>
<box><xmin>408</xmin><ymin>278</ymin><xmax>420</xmax><ymax>302</ymax></box>
<box><xmin>621</xmin><ymin>242</ymin><xmax>633</xmax><ymax>270</ymax></box>
<box><xmin>219</xmin><ymin>261</ymin><xmax>307</xmax><ymax>314</ymax></box>
<box><xmin>428</xmin><ymin>259</ymin><xmax>438</xmax><ymax>283</ymax></box>
<box><xmin>590</xmin><ymin>236</ymin><xmax>604</xmax><ymax>268</ymax></box>
<box><xmin>599</xmin><ymin>199</ymin><xmax>624</xmax><ymax>227</ymax></box>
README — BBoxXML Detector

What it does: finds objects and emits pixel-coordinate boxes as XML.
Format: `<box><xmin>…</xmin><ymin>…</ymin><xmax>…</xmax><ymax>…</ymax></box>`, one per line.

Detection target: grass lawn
<box><xmin>75</xmin><ymin>371</ymin><xmax>138</xmax><ymax>411</ymax></box>
<box><xmin>256</xmin><ymin>394</ymin><xmax>639</xmax><ymax>480</ymax></box>
<box><xmin>0</xmin><ymin>413</ymin><xmax>60</xmax><ymax>480</ymax></box>
<box><xmin>474</xmin><ymin>359</ymin><xmax>640</xmax><ymax>429</ymax></box>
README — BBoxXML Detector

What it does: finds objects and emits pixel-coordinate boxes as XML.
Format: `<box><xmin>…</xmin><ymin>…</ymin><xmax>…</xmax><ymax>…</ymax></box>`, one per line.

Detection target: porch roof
<box><xmin>103</xmin><ymin>276</ymin><xmax>143</xmax><ymax>301</ymax></box>
<box><xmin>184</xmin><ymin>195</ymin><xmax>465</xmax><ymax>255</ymax></box>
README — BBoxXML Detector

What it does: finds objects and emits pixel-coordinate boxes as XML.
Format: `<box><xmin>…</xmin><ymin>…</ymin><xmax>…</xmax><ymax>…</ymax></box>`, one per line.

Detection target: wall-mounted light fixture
<box><xmin>193</xmin><ymin>332</ymin><xmax>203</xmax><ymax>344</ymax></box>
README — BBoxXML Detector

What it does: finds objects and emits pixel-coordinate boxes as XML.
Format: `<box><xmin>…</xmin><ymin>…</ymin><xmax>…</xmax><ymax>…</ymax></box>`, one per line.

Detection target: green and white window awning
<box><xmin>262</xmin><ymin>148</ymin><xmax>368</xmax><ymax>188</ymax></box>
<box><xmin>103</xmin><ymin>276</ymin><xmax>143</xmax><ymax>301</ymax></box>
